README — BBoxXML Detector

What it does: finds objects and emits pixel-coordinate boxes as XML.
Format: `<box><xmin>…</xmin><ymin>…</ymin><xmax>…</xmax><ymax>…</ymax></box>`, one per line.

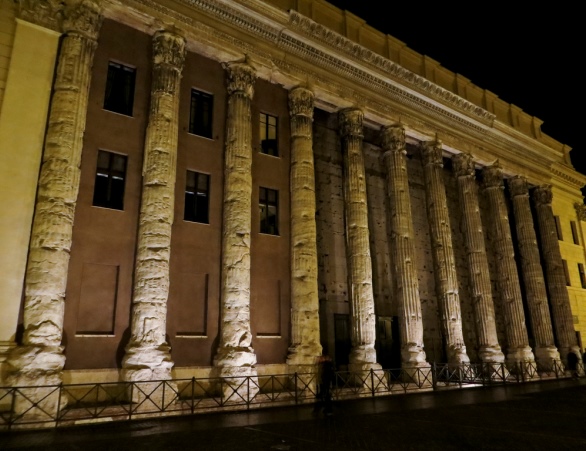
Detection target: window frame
<box><xmin>103</xmin><ymin>61</ymin><xmax>136</xmax><ymax>117</ymax></box>
<box><xmin>259</xmin><ymin>112</ymin><xmax>278</xmax><ymax>157</ymax></box>
<box><xmin>571</xmin><ymin>220</ymin><xmax>580</xmax><ymax>245</ymax></box>
<box><xmin>184</xmin><ymin>170</ymin><xmax>210</xmax><ymax>224</ymax></box>
<box><xmin>259</xmin><ymin>186</ymin><xmax>279</xmax><ymax>235</ymax></box>
<box><xmin>554</xmin><ymin>216</ymin><xmax>564</xmax><ymax>241</ymax></box>
<box><xmin>92</xmin><ymin>150</ymin><xmax>128</xmax><ymax>211</ymax></box>
<box><xmin>188</xmin><ymin>88</ymin><xmax>214</xmax><ymax>139</ymax></box>
<box><xmin>562</xmin><ymin>259</ymin><xmax>571</xmax><ymax>286</ymax></box>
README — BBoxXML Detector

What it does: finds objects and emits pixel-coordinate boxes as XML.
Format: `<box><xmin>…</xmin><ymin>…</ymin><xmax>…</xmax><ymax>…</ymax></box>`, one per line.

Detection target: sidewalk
<box><xmin>1</xmin><ymin>378</ymin><xmax>585</xmax><ymax>450</ymax></box>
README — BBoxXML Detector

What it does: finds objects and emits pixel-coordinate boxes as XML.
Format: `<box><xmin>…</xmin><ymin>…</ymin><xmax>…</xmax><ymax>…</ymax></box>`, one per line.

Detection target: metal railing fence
<box><xmin>1</xmin><ymin>361</ymin><xmax>583</xmax><ymax>430</ymax></box>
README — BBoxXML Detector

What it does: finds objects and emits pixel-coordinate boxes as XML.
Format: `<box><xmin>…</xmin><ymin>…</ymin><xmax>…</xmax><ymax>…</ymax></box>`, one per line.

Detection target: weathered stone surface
<box><xmin>286</xmin><ymin>87</ymin><xmax>322</xmax><ymax>367</ymax></box>
<box><xmin>6</xmin><ymin>0</ymin><xmax>102</xmax><ymax>395</ymax></box>
<box><xmin>16</xmin><ymin>0</ymin><xmax>63</xmax><ymax>32</ymax></box>
<box><xmin>508</xmin><ymin>176</ymin><xmax>560</xmax><ymax>366</ymax></box>
<box><xmin>122</xmin><ymin>30</ymin><xmax>186</xmax><ymax>383</ymax></box>
<box><xmin>213</xmin><ymin>62</ymin><xmax>258</xmax><ymax>382</ymax></box>
<box><xmin>381</xmin><ymin>125</ymin><xmax>427</xmax><ymax>369</ymax></box>
<box><xmin>533</xmin><ymin>185</ymin><xmax>581</xmax><ymax>364</ymax></box>
<box><xmin>452</xmin><ymin>154</ymin><xmax>504</xmax><ymax>364</ymax></box>
<box><xmin>482</xmin><ymin>163</ymin><xmax>535</xmax><ymax>365</ymax></box>
<box><xmin>339</xmin><ymin>109</ymin><xmax>380</xmax><ymax>372</ymax></box>
<box><xmin>420</xmin><ymin>140</ymin><xmax>469</xmax><ymax>365</ymax></box>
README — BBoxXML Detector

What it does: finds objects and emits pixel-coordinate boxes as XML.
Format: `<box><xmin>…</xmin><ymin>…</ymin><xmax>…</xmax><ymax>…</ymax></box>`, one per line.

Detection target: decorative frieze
<box><xmin>381</xmin><ymin>124</ymin><xmax>427</xmax><ymax>369</ymax></box>
<box><xmin>339</xmin><ymin>108</ymin><xmax>380</xmax><ymax>372</ymax></box>
<box><xmin>533</xmin><ymin>185</ymin><xmax>581</xmax><ymax>363</ymax></box>
<box><xmin>122</xmin><ymin>30</ymin><xmax>186</xmax><ymax>384</ymax></box>
<box><xmin>451</xmin><ymin>153</ymin><xmax>504</xmax><ymax>364</ymax></box>
<box><xmin>482</xmin><ymin>163</ymin><xmax>535</xmax><ymax>365</ymax></box>
<box><xmin>508</xmin><ymin>176</ymin><xmax>560</xmax><ymax>366</ymax></box>
<box><xmin>287</xmin><ymin>87</ymin><xmax>322</xmax><ymax>367</ymax></box>
<box><xmin>420</xmin><ymin>140</ymin><xmax>469</xmax><ymax>365</ymax></box>
<box><xmin>16</xmin><ymin>0</ymin><xmax>63</xmax><ymax>32</ymax></box>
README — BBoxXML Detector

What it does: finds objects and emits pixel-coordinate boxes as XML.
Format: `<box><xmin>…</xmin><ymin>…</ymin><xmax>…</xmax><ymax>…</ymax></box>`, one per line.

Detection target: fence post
<box><xmin>129</xmin><ymin>382</ymin><xmax>133</xmax><ymax>421</ymax></box>
<box><xmin>432</xmin><ymin>362</ymin><xmax>437</xmax><ymax>391</ymax></box>
<box><xmin>370</xmin><ymin>369</ymin><xmax>375</xmax><ymax>396</ymax></box>
<box><xmin>191</xmin><ymin>377</ymin><xmax>195</xmax><ymax>414</ymax></box>
<box><xmin>55</xmin><ymin>384</ymin><xmax>63</xmax><ymax>427</ymax></box>
<box><xmin>247</xmin><ymin>376</ymin><xmax>250</xmax><ymax>410</ymax></box>
<box><xmin>294</xmin><ymin>372</ymin><xmax>298</xmax><ymax>404</ymax></box>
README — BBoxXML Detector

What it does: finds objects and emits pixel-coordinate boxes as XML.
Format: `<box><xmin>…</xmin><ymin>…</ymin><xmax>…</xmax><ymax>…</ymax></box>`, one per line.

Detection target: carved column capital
<box><xmin>508</xmin><ymin>176</ymin><xmax>529</xmax><ymax>198</ymax></box>
<box><xmin>338</xmin><ymin>108</ymin><xmax>363</xmax><ymax>138</ymax></box>
<box><xmin>452</xmin><ymin>153</ymin><xmax>475</xmax><ymax>178</ymax></box>
<box><xmin>153</xmin><ymin>30</ymin><xmax>186</xmax><ymax>70</ymax></box>
<box><xmin>288</xmin><ymin>87</ymin><xmax>314</xmax><ymax>119</ymax></box>
<box><xmin>482</xmin><ymin>162</ymin><xmax>504</xmax><ymax>189</ymax></box>
<box><xmin>224</xmin><ymin>62</ymin><xmax>256</xmax><ymax>98</ymax></box>
<box><xmin>63</xmin><ymin>0</ymin><xmax>102</xmax><ymax>40</ymax></box>
<box><xmin>533</xmin><ymin>185</ymin><xmax>553</xmax><ymax>206</ymax></box>
<box><xmin>421</xmin><ymin>139</ymin><xmax>443</xmax><ymax>167</ymax></box>
<box><xmin>380</xmin><ymin>124</ymin><xmax>406</xmax><ymax>154</ymax></box>
<box><xmin>574</xmin><ymin>203</ymin><xmax>586</xmax><ymax>221</ymax></box>
<box><xmin>16</xmin><ymin>0</ymin><xmax>64</xmax><ymax>32</ymax></box>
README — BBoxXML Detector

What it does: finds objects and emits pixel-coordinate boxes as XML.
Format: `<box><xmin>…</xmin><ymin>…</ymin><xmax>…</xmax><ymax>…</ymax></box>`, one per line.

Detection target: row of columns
<box><xmin>6</xmin><ymin>0</ymin><xmax>580</xmax><ymax>391</ymax></box>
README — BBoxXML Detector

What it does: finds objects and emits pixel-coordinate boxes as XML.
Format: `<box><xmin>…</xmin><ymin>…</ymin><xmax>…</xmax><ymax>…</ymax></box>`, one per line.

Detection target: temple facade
<box><xmin>1</xmin><ymin>0</ymin><xmax>586</xmax><ymax>392</ymax></box>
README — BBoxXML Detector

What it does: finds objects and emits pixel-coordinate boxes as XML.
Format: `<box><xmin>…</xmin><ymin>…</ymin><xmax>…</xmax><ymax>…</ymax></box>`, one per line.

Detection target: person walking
<box><xmin>567</xmin><ymin>352</ymin><xmax>579</xmax><ymax>379</ymax></box>
<box><xmin>313</xmin><ymin>355</ymin><xmax>335</xmax><ymax>416</ymax></box>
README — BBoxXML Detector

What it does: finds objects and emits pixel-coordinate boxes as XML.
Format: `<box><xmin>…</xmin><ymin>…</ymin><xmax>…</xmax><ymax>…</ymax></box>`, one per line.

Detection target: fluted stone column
<box><xmin>286</xmin><ymin>87</ymin><xmax>322</xmax><ymax>369</ymax></box>
<box><xmin>213</xmin><ymin>62</ymin><xmax>258</xmax><ymax>383</ymax></box>
<box><xmin>508</xmin><ymin>177</ymin><xmax>560</xmax><ymax>367</ymax></box>
<box><xmin>482</xmin><ymin>163</ymin><xmax>535</xmax><ymax>365</ymax></box>
<box><xmin>339</xmin><ymin>109</ymin><xmax>380</xmax><ymax>372</ymax></box>
<box><xmin>381</xmin><ymin>125</ymin><xmax>427</xmax><ymax>369</ymax></box>
<box><xmin>420</xmin><ymin>140</ymin><xmax>469</xmax><ymax>365</ymax></box>
<box><xmin>122</xmin><ymin>30</ymin><xmax>186</xmax><ymax>383</ymax></box>
<box><xmin>533</xmin><ymin>185</ymin><xmax>581</xmax><ymax>363</ymax></box>
<box><xmin>452</xmin><ymin>154</ymin><xmax>504</xmax><ymax>364</ymax></box>
<box><xmin>6</xmin><ymin>0</ymin><xmax>102</xmax><ymax>389</ymax></box>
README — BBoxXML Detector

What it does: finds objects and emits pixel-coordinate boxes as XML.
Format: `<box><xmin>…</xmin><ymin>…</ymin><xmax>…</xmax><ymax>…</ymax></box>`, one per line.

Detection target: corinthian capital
<box><xmin>421</xmin><ymin>139</ymin><xmax>443</xmax><ymax>167</ymax></box>
<box><xmin>482</xmin><ymin>162</ymin><xmax>504</xmax><ymax>189</ymax></box>
<box><xmin>533</xmin><ymin>185</ymin><xmax>553</xmax><ymax>206</ymax></box>
<box><xmin>508</xmin><ymin>176</ymin><xmax>529</xmax><ymax>198</ymax></box>
<box><xmin>224</xmin><ymin>62</ymin><xmax>256</xmax><ymax>98</ymax></box>
<box><xmin>63</xmin><ymin>0</ymin><xmax>102</xmax><ymax>40</ymax></box>
<box><xmin>17</xmin><ymin>0</ymin><xmax>63</xmax><ymax>32</ymax></box>
<box><xmin>153</xmin><ymin>30</ymin><xmax>186</xmax><ymax>70</ymax></box>
<box><xmin>338</xmin><ymin>108</ymin><xmax>363</xmax><ymax>138</ymax></box>
<box><xmin>452</xmin><ymin>153</ymin><xmax>475</xmax><ymax>178</ymax></box>
<box><xmin>380</xmin><ymin>124</ymin><xmax>405</xmax><ymax>154</ymax></box>
<box><xmin>574</xmin><ymin>203</ymin><xmax>586</xmax><ymax>221</ymax></box>
<box><xmin>288</xmin><ymin>87</ymin><xmax>314</xmax><ymax>119</ymax></box>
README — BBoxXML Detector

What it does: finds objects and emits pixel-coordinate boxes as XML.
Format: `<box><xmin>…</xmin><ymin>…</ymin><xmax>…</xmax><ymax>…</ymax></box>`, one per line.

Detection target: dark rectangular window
<box><xmin>579</xmin><ymin>263</ymin><xmax>586</xmax><ymax>289</ymax></box>
<box><xmin>555</xmin><ymin>216</ymin><xmax>563</xmax><ymax>241</ymax></box>
<box><xmin>184</xmin><ymin>171</ymin><xmax>210</xmax><ymax>223</ymax></box>
<box><xmin>562</xmin><ymin>259</ymin><xmax>571</xmax><ymax>286</ymax></box>
<box><xmin>189</xmin><ymin>89</ymin><xmax>213</xmax><ymax>138</ymax></box>
<box><xmin>571</xmin><ymin>220</ymin><xmax>580</xmax><ymax>245</ymax></box>
<box><xmin>103</xmin><ymin>61</ymin><xmax>136</xmax><ymax>116</ymax></box>
<box><xmin>260</xmin><ymin>113</ymin><xmax>278</xmax><ymax>156</ymax></box>
<box><xmin>259</xmin><ymin>187</ymin><xmax>278</xmax><ymax>235</ymax></box>
<box><xmin>92</xmin><ymin>150</ymin><xmax>127</xmax><ymax>210</ymax></box>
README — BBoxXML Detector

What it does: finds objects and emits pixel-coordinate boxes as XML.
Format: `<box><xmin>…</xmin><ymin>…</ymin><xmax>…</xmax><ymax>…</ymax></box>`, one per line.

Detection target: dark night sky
<box><xmin>326</xmin><ymin>1</ymin><xmax>583</xmax><ymax>176</ymax></box>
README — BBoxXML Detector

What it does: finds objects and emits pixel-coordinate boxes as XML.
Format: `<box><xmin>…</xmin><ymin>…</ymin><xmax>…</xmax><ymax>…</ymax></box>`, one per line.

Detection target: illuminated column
<box><xmin>0</xmin><ymin>1</ymin><xmax>61</xmax><ymax>373</ymax></box>
<box><xmin>508</xmin><ymin>176</ymin><xmax>560</xmax><ymax>367</ymax></box>
<box><xmin>286</xmin><ymin>87</ymin><xmax>322</xmax><ymax>368</ymax></box>
<box><xmin>381</xmin><ymin>125</ymin><xmax>427</xmax><ymax>369</ymax></box>
<box><xmin>420</xmin><ymin>140</ymin><xmax>469</xmax><ymax>365</ymax></box>
<box><xmin>6</xmin><ymin>0</ymin><xmax>102</xmax><ymax>388</ymax></box>
<box><xmin>339</xmin><ymin>109</ymin><xmax>380</xmax><ymax>372</ymax></box>
<box><xmin>533</xmin><ymin>185</ymin><xmax>581</xmax><ymax>363</ymax></box>
<box><xmin>213</xmin><ymin>62</ymin><xmax>258</xmax><ymax>380</ymax></box>
<box><xmin>452</xmin><ymin>154</ymin><xmax>504</xmax><ymax>363</ymax></box>
<box><xmin>482</xmin><ymin>163</ymin><xmax>535</xmax><ymax>365</ymax></box>
<box><xmin>122</xmin><ymin>30</ymin><xmax>186</xmax><ymax>382</ymax></box>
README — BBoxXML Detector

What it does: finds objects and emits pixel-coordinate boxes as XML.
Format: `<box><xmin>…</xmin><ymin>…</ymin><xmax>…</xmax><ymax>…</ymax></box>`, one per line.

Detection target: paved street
<box><xmin>2</xmin><ymin>379</ymin><xmax>585</xmax><ymax>450</ymax></box>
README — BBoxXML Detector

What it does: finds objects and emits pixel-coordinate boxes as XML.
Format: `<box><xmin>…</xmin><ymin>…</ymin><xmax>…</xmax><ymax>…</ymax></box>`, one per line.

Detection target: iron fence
<box><xmin>1</xmin><ymin>361</ymin><xmax>583</xmax><ymax>430</ymax></box>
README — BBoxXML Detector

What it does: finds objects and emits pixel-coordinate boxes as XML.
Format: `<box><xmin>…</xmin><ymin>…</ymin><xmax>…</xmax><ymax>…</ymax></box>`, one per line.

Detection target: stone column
<box><xmin>452</xmin><ymin>154</ymin><xmax>504</xmax><ymax>364</ymax></box>
<box><xmin>381</xmin><ymin>125</ymin><xmax>427</xmax><ymax>369</ymax></box>
<box><xmin>508</xmin><ymin>176</ymin><xmax>560</xmax><ymax>367</ymax></box>
<box><xmin>0</xmin><ymin>1</ymin><xmax>62</xmax><ymax>376</ymax></box>
<box><xmin>286</xmin><ymin>87</ymin><xmax>322</xmax><ymax>369</ymax></box>
<box><xmin>6</xmin><ymin>0</ymin><xmax>102</xmax><ymax>389</ymax></box>
<box><xmin>482</xmin><ymin>163</ymin><xmax>535</xmax><ymax>365</ymax></box>
<box><xmin>213</xmin><ymin>62</ymin><xmax>258</xmax><ymax>382</ymax></box>
<box><xmin>533</xmin><ymin>185</ymin><xmax>581</xmax><ymax>363</ymax></box>
<box><xmin>339</xmin><ymin>109</ymin><xmax>380</xmax><ymax>372</ymax></box>
<box><xmin>122</xmin><ymin>30</ymin><xmax>186</xmax><ymax>383</ymax></box>
<box><xmin>420</xmin><ymin>140</ymin><xmax>469</xmax><ymax>365</ymax></box>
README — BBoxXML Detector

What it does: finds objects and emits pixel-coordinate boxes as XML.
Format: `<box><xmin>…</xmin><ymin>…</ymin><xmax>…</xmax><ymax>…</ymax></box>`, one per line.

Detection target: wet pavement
<box><xmin>1</xmin><ymin>378</ymin><xmax>585</xmax><ymax>450</ymax></box>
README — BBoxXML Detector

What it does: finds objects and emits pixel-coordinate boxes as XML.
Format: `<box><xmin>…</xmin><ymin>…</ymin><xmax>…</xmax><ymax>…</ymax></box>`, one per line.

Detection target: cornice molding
<box><xmin>550</xmin><ymin>162</ymin><xmax>586</xmax><ymax>191</ymax></box>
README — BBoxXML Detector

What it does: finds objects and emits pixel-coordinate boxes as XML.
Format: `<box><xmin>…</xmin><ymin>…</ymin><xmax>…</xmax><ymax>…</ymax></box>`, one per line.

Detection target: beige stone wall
<box><xmin>0</xmin><ymin>0</ymin><xmax>16</xmax><ymax>111</ymax></box>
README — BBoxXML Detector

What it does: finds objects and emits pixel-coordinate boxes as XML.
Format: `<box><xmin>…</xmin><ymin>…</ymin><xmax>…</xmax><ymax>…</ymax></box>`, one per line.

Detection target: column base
<box><xmin>446</xmin><ymin>345</ymin><xmax>471</xmax><ymax>367</ymax></box>
<box><xmin>506</xmin><ymin>346</ymin><xmax>536</xmax><ymax>364</ymax></box>
<box><xmin>534</xmin><ymin>345</ymin><xmax>561</xmax><ymax>371</ymax></box>
<box><xmin>478</xmin><ymin>344</ymin><xmax>505</xmax><ymax>364</ymax></box>
<box><xmin>213</xmin><ymin>346</ymin><xmax>258</xmax><ymax>403</ymax></box>
<box><xmin>400</xmin><ymin>343</ymin><xmax>427</xmax><ymax>367</ymax></box>
<box><xmin>286</xmin><ymin>342</ymin><xmax>322</xmax><ymax>367</ymax></box>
